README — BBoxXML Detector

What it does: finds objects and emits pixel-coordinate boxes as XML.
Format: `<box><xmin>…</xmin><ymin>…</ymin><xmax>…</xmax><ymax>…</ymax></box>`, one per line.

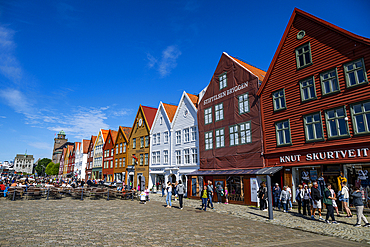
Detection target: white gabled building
<box><xmin>13</xmin><ymin>154</ymin><xmax>34</xmax><ymax>174</ymax></box>
<box><xmin>170</xmin><ymin>92</ymin><xmax>199</xmax><ymax>190</ymax></box>
<box><xmin>74</xmin><ymin>140</ymin><xmax>89</xmax><ymax>180</ymax></box>
<box><xmin>149</xmin><ymin>102</ymin><xmax>177</xmax><ymax>190</ymax></box>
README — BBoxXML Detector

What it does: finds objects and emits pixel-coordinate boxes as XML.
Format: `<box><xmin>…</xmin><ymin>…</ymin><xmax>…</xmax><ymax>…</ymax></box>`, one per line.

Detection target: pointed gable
<box><xmin>162</xmin><ymin>103</ymin><xmax>178</xmax><ymax>122</ymax></box>
<box><xmin>116</xmin><ymin>126</ymin><xmax>131</xmax><ymax>143</ymax></box>
<box><xmin>141</xmin><ymin>105</ymin><xmax>157</xmax><ymax>129</ymax></box>
<box><xmin>231</xmin><ymin>56</ymin><xmax>266</xmax><ymax>82</ymax></box>
<box><xmin>82</xmin><ymin>139</ymin><xmax>90</xmax><ymax>153</ymax></box>
<box><xmin>186</xmin><ymin>93</ymin><xmax>199</xmax><ymax>108</ymax></box>
<box><xmin>101</xmin><ymin>129</ymin><xmax>109</xmax><ymax>143</ymax></box>
<box><xmin>122</xmin><ymin>127</ymin><xmax>131</xmax><ymax>139</ymax></box>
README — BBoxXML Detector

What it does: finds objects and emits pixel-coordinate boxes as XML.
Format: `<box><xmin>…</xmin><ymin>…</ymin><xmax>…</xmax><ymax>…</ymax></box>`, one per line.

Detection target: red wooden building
<box><xmin>102</xmin><ymin>129</ymin><xmax>118</xmax><ymax>182</ymax></box>
<box><xmin>85</xmin><ymin>135</ymin><xmax>97</xmax><ymax>181</ymax></box>
<box><xmin>257</xmin><ymin>8</ymin><xmax>370</xmax><ymax>196</ymax></box>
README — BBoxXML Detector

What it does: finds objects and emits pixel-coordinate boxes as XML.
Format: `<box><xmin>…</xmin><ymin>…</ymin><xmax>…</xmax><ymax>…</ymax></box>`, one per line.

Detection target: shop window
<box><xmin>191</xmin><ymin>148</ymin><xmax>198</xmax><ymax>163</ymax></box>
<box><xmin>164</xmin><ymin>131</ymin><xmax>169</xmax><ymax>143</ymax></box>
<box><xmin>275</xmin><ymin>120</ymin><xmax>292</xmax><ymax>146</ymax></box>
<box><xmin>204</xmin><ymin>107</ymin><xmax>212</xmax><ymax>125</ymax></box>
<box><xmin>300</xmin><ymin>76</ymin><xmax>317</xmax><ymax>102</ymax></box>
<box><xmin>238</xmin><ymin>93</ymin><xmax>249</xmax><ymax>114</ymax></box>
<box><xmin>219</xmin><ymin>72</ymin><xmax>227</xmax><ymax>90</ymax></box>
<box><xmin>344</xmin><ymin>58</ymin><xmax>368</xmax><ymax>88</ymax></box>
<box><xmin>164</xmin><ymin>150</ymin><xmax>169</xmax><ymax>164</ymax></box>
<box><xmin>272</xmin><ymin>89</ymin><xmax>286</xmax><ymax>111</ymax></box>
<box><xmin>184</xmin><ymin>128</ymin><xmax>190</xmax><ymax>142</ymax></box>
<box><xmin>320</xmin><ymin>68</ymin><xmax>340</xmax><ymax>96</ymax></box>
<box><xmin>144</xmin><ymin>154</ymin><xmax>148</xmax><ymax>165</ymax></box>
<box><xmin>184</xmin><ymin>149</ymin><xmax>190</xmax><ymax>164</ymax></box>
<box><xmin>226</xmin><ymin>176</ymin><xmax>244</xmax><ymax>202</ymax></box>
<box><xmin>176</xmin><ymin>150</ymin><xmax>181</xmax><ymax>164</ymax></box>
<box><xmin>303</xmin><ymin>112</ymin><xmax>324</xmax><ymax>142</ymax></box>
<box><xmin>351</xmin><ymin>101</ymin><xmax>370</xmax><ymax>135</ymax></box>
<box><xmin>140</xmin><ymin>137</ymin><xmax>144</xmax><ymax>148</ymax></box>
<box><xmin>215</xmin><ymin>128</ymin><xmax>225</xmax><ymax>148</ymax></box>
<box><xmin>295</xmin><ymin>42</ymin><xmax>312</xmax><ymax>69</ymax></box>
<box><xmin>176</xmin><ymin>131</ymin><xmax>181</xmax><ymax>144</ymax></box>
<box><xmin>215</xmin><ymin>103</ymin><xmax>224</xmax><ymax>122</ymax></box>
<box><xmin>205</xmin><ymin>131</ymin><xmax>213</xmax><ymax>150</ymax></box>
<box><xmin>325</xmin><ymin>106</ymin><xmax>350</xmax><ymax>139</ymax></box>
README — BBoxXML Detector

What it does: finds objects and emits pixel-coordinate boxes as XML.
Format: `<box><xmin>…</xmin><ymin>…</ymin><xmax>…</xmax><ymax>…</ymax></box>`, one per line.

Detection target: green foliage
<box><xmin>45</xmin><ymin>162</ymin><xmax>60</xmax><ymax>176</ymax></box>
<box><xmin>35</xmin><ymin>158</ymin><xmax>51</xmax><ymax>176</ymax></box>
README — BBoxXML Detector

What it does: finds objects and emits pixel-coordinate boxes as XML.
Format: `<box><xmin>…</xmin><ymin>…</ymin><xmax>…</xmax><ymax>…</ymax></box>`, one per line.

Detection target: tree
<box><xmin>35</xmin><ymin>158</ymin><xmax>51</xmax><ymax>176</ymax></box>
<box><xmin>45</xmin><ymin>162</ymin><xmax>60</xmax><ymax>176</ymax></box>
<box><xmin>51</xmin><ymin>163</ymin><xmax>60</xmax><ymax>175</ymax></box>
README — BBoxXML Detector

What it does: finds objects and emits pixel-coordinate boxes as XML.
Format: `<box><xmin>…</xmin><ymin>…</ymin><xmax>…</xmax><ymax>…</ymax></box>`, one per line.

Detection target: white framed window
<box><xmin>164</xmin><ymin>150</ymin><xmax>169</xmax><ymax>164</ymax></box>
<box><xmin>204</xmin><ymin>107</ymin><xmax>212</xmax><ymax>125</ymax></box>
<box><xmin>215</xmin><ymin>128</ymin><xmax>225</xmax><ymax>148</ymax></box>
<box><xmin>191</xmin><ymin>127</ymin><xmax>197</xmax><ymax>141</ymax></box>
<box><xmin>229</xmin><ymin>125</ymin><xmax>239</xmax><ymax>146</ymax></box>
<box><xmin>275</xmin><ymin>120</ymin><xmax>292</xmax><ymax>146</ymax></box>
<box><xmin>156</xmin><ymin>151</ymin><xmax>160</xmax><ymax>164</ymax></box>
<box><xmin>176</xmin><ymin>130</ymin><xmax>181</xmax><ymax>144</ymax></box>
<box><xmin>344</xmin><ymin>58</ymin><xmax>368</xmax><ymax>88</ymax></box>
<box><xmin>145</xmin><ymin>154</ymin><xmax>148</xmax><ymax>165</ymax></box>
<box><xmin>157</xmin><ymin>133</ymin><xmax>160</xmax><ymax>144</ymax></box>
<box><xmin>239</xmin><ymin>122</ymin><xmax>251</xmax><ymax>144</ymax></box>
<box><xmin>153</xmin><ymin>134</ymin><xmax>156</xmax><ymax>145</ymax></box>
<box><xmin>111</xmin><ymin>149</ymin><xmax>114</xmax><ymax>156</ymax></box>
<box><xmin>325</xmin><ymin>106</ymin><xmax>349</xmax><ymax>139</ymax></box>
<box><xmin>205</xmin><ymin>131</ymin><xmax>213</xmax><ymax>150</ymax></box>
<box><xmin>176</xmin><ymin>150</ymin><xmax>181</xmax><ymax>165</ymax></box>
<box><xmin>152</xmin><ymin>152</ymin><xmax>156</xmax><ymax>164</ymax></box>
<box><xmin>191</xmin><ymin>148</ymin><xmax>198</xmax><ymax>163</ymax></box>
<box><xmin>300</xmin><ymin>76</ymin><xmax>317</xmax><ymax>102</ymax></box>
<box><xmin>145</xmin><ymin>136</ymin><xmax>149</xmax><ymax>147</ymax></box>
<box><xmin>118</xmin><ymin>158</ymin><xmax>121</xmax><ymax>167</ymax></box>
<box><xmin>215</xmin><ymin>103</ymin><xmax>224</xmax><ymax>121</ymax></box>
<box><xmin>164</xmin><ymin>131</ymin><xmax>169</xmax><ymax>143</ymax></box>
<box><xmin>110</xmin><ymin>160</ymin><xmax>113</xmax><ymax>168</ymax></box>
<box><xmin>184</xmin><ymin>149</ymin><xmax>190</xmax><ymax>164</ymax></box>
<box><xmin>351</xmin><ymin>101</ymin><xmax>370</xmax><ymax>135</ymax></box>
<box><xmin>140</xmin><ymin>137</ymin><xmax>144</xmax><ymax>148</ymax></box>
<box><xmin>184</xmin><ymin>128</ymin><xmax>190</xmax><ymax>142</ymax></box>
<box><xmin>219</xmin><ymin>72</ymin><xmax>227</xmax><ymax>90</ymax></box>
<box><xmin>119</xmin><ymin>143</ymin><xmax>122</xmax><ymax>153</ymax></box>
<box><xmin>238</xmin><ymin>93</ymin><xmax>249</xmax><ymax>114</ymax></box>
<box><xmin>140</xmin><ymin>154</ymin><xmax>143</xmax><ymax>166</ymax></box>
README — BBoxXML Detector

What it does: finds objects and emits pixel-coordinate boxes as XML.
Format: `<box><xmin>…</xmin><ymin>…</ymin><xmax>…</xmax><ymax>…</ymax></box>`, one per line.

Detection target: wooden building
<box><xmin>85</xmin><ymin>135</ymin><xmax>97</xmax><ymax>181</ymax></box>
<box><xmin>114</xmin><ymin>126</ymin><xmax>131</xmax><ymax>183</ymax></box>
<box><xmin>92</xmin><ymin>129</ymin><xmax>109</xmax><ymax>180</ymax></box>
<box><xmin>257</xmin><ymin>8</ymin><xmax>370</xmax><ymax>196</ymax></box>
<box><xmin>188</xmin><ymin>52</ymin><xmax>266</xmax><ymax>205</ymax></box>
<box><xmin>127</xmin><ymin>105</ymin><xmax>157</xmax><ymax>191</ymax></box>
<box><xmin>102</xmin><ymin>129</ymin><xmax>118</xmax><ymax>182</ymax></box>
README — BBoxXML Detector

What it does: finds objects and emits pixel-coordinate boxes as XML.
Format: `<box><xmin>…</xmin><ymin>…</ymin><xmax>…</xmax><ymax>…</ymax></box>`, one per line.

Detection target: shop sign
<box><xmin>279</xmin><ymin>147</ymin><xmax>369</xmax><ymax>163</ymax></box>
<box><xmin>203</xmin><ymin>82</ymin><xmax>248</xmax><ymax>105</ymax></box>
<box><xmin>250</xmin><ymin>178</ymin><xmax>258</xmax><ymax>203</ymax></box>
<box><xmin>149</xmin><ymin>168</ymin><xmax>163</xmax><ymax>172</ymax></box>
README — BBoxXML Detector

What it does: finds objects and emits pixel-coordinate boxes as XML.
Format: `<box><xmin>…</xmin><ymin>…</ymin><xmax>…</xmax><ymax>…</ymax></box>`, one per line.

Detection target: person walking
<box><xmin>296</xmin><ymin>185</ymin><xmax>303</xmax><ymax>214</ymax></box>
<box><xmin>341</xmin><ymin>181</ymin><xmax>353</xmax><ymax>218</ymax></box>
<box><xmin>224</xmin><ymin>185</ymin><xmax>229</xmax><ymax>204</ymax></box>
<box><xmin>311</xmin><ymin>182</ymin><xmax>324</xmax><ymax>221</ymax></box>
<box><xmin>200</xmin><ymin>185</ymin><xmax>208</xmax><ymax>211</ymax></box>
<box><xmin>352</xmin><ymin>187</ymin><xmax>370</xmax><ymax>227</ymax></box>
<box><xmin>287</xmin><ymin>185</ymin><xmax>292</xmax><ymax>211</ymax></box>
<box><xmin>161</xmin><ymin>181</ymin><xmax>165</xmax><ymax>197</ymax></box>
<box><xmin>279</xmin><ymin>186</ymin><xmax>290</xmax><ymax>212</ymax></box>
<box><xmin>302</xmin><ymin>184</ymin><xmax>311</xmax><ymax>216</ymax></box>
<box><xmin>273</xmin><ymin>183</ymin><xmax>281</xmax><ymax>210</ymax></box>
<box><xmin>259</xmin><ymin>182</ymin><xmax>268</xmax><ymax>211</ymax></box>
<box><xmin>207</xmin><ymin>180</ymin><xmax>214</xmax><ymax>209</ymax></box>
<box><xmin>165</xmin><ymin>181</ymin><xmax>172</xmax><ymax>208</ymax></box>
<box><xmin>323</xmin><ymin>183</ymin><xmax>339</xmax><ymax>224</ymax></box>
<box><xmin>216</xmin><ymin>182</ymin><xmax>223</xmax><ymax>204</ymax></box>
<box><xmin>176</xmin><ymin>180</ymin><xmax>185</xmax><ymax>210</ymax></box>
<box><xmin>330</xmin><ymin>186</ymin><xmax>340</xmax><ymax>217</ymax></box>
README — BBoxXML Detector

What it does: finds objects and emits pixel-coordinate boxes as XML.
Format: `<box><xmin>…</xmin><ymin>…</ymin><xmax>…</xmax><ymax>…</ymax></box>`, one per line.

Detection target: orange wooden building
<box><xmin>114</xmin><ymin>126</ymin><xmax>131</xmax><ymax>184</ymax></box>
<box><xmin>102</xmin><ymin>129</ymin><xmax>118</xmax><ymax>182</ymax></box>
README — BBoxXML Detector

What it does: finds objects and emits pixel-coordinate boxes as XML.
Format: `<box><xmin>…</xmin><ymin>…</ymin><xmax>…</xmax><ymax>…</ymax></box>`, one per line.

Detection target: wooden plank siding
<box><xmin>258</xmin><ymin>9</ymin><xmax>370</xmax><ymax>166</ymax></box>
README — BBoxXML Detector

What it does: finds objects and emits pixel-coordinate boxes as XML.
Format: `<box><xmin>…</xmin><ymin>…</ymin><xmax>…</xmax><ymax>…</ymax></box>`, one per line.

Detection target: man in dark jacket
<box><xmin>311</xmin><ymin>182</ymin><xmax>324</xmax><ymax>221</ymax></box>
<box><xmin>352</xmin><ymin>187</ymin><xmax>370</xmax><ymax>227</ymax></box>
<box><xmin>273</xmin><ymin>183</ymin><xmax>282</xmax><ymax>210</ymax></box>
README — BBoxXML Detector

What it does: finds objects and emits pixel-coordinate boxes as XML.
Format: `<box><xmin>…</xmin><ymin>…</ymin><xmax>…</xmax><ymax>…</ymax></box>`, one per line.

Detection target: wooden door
<box><xmin>284</xmin><ymin>168</ymin><xmax>292</xmax><ymax>187</ymax></box>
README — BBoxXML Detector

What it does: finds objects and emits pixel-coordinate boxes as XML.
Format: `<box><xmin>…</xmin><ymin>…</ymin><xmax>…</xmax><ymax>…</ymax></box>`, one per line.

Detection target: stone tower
<box><xmin>52</xmin><ymin>130</ymin><xmax>68</xmax><ymax>164</ymax></box>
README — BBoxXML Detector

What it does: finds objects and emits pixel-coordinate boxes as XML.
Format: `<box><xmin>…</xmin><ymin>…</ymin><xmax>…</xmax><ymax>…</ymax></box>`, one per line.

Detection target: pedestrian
<box><xmin>176</xmin><ymin>180</ymin><xmax>185</xmax><ymax>210</ymax></box>
<box><xmin>287</xmin><ymin>185</ymin><xmax>292</xmax><ymax>210</ymax></box>
<box><xmin>352</xmin><ymin>186</ymin><xmax>370</xmax><ymax>227</ymax></box>
<box><xmin>139</xmin><ymin>190</ymin><xmax>146</xmax><ymax>204</ymax></box>
<box><xmin>216</xmin><ymin>182</ymin><xmax>223</xmax><ymax>203</ymax></box>
<box><xmin>296</xmin><ymin>185</ymin><xmax>303</xmax><ymax>214</ymax></box>
<box><xmin>341</xmin><ymin>181</ymin><xmax>353</xmax><ymax>218</ymax></box>
<box><xmin>258</xmin><ymin>182</ymin><xmax>268</xmax><ymax>211</ymax></box>
<box><xmin>323</xmin><ymin>183</ymin><xmax>339</xmax><ymax>224</ymax></box>
<box><xmin>273</xmin><ymin>183</ymin><xmax>281</xmax><ymax>210</ymax></box>
<box><xmin>329</xmin><ymin>186</ymin><xmax>340</xmax><ymax>217</ymax></box>
<box><xmin>207</xmin><ymin>180</ymin><xmax>214</xmax><ymax>209</ymax></box>
<box><xmin>302</xmin><ymin>184</ymin><xmax>311</xmax><ymax>216</ymax></box>
<box><xmin>165</xmin><ymin>181</ymin><xmax>172</xmax><ymax>208</ymax></box>
<box><xmin>200</xmin><ymin>185</ymin><xmax>208</xmax><ymax>211</ymax></box>
<box><xmin>279</xmin><ymin>186</ymin><xmax>290</xmax><ymax>212</ymax></box>
<box><xmin>311</xmin><ymin>182</ymin><xmax>324</xmax><ymax>221</ymax></box>
<box><xmin>161</xmin><ymin>181</ymin><xmax>165</xmax><ymax>197</ymax></box>
<box><xmin>144</xmin><ymin>186</ymin><xmax>150</xmax><ymax>202</ymax></box>
<box><xmin>174</xmin><ymin>181</ymin><xmax>178</xmax><ymax>201</ymax></box>
<box><xmin>224</xmin><ymin>185</ymin><xmax>229</xmax><ymax>204</ymax></box>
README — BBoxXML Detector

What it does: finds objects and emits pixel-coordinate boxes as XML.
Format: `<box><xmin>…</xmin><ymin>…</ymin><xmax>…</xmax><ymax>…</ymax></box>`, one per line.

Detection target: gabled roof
<box><xmin>257</xmin><ymin>8</ymin><xmax>370</xmax><ymax>96</ymax></box>
<box><xmin>171</xmin><ymin>91</ymin><xmax>198</xmax><ymax>128</ymax></box>
<box><xmin>230</xmin><ymin>56</ymin><xmax>266</xmax><ymax>82</ymax></box>
<box><xmin>141</xmin><ymin>105</ymin><xmax>157</xmax><ymax>129</ymax></box>
<box><xmin>111</xmin><ymin>130</ymin><xmax>118</xmax><ymax>145</ymax></box>
<box><xmin>186</xmin><ymin>93</ymin><xmax>199</xmax><ymax>107</ymax></box>
<box><xmin>75</xmin><ymin>142</ymin><xmax>81</xmax><ymax>152</ymax></box>
<box><xmin>117</xmin><ymin>126</ymin><xmax>131</xmax><ymax>143</ymax></box>
<box><xmin>82</xmin><ymin>139</ymin><xmax>90</xmax><ymax>153</ymax></box>
<box><xmin>101</xmin><ymin>129</ymin><xmax>109</xmax><ymax>142</ymax></box>
<box><xmin>162</xmin><ymin>103</ymin><xmax>178</xmax><ymax>122</ymax></box>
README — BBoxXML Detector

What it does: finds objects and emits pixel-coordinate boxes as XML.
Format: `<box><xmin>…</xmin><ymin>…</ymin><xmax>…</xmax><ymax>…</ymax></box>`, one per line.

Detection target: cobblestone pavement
<box><xmin>0</xmin><ymin>195</ymin><xmax>365</xmax><ymax>247</ymax></box>
<box><xmin>150</xmin><ymin>193</ymin><xmax>370</xmax><ymax>244</ymax></box>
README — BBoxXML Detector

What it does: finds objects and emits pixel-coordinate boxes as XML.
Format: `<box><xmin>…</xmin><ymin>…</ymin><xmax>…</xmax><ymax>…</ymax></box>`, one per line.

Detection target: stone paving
<box><xmin>0</xmin><ymin>195</ymin><xmax>366</xmax><ymax>246</ymax></box>
<box><xmin>151</xmin><ymin>193</ymin><xmax>370</xmax><ymax>244</ymax></box>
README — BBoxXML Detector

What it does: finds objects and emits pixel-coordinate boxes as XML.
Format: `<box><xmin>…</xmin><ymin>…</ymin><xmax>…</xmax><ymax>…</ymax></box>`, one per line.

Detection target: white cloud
<box><xmin>0</xmin><ymin>88</ymin><xmax>35</xmax><ymax>119</ymax></box>
<box><xmin>28</xmin><ymin>142</ymin><xmax>53</xmax><ymax>151</ymax></box>
<box><xmin>147</xmin><ymin>45</ymin><xmax>182</xmax><ymax>77</ymax></box>
<box><xmin>0</xmin><ymin>116</ymin><xmax>6</xmax><ymax>118</ymax></box>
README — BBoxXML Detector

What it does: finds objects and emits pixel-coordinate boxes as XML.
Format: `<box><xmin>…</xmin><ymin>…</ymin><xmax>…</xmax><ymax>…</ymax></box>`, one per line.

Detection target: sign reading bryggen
<box><xmin>203</xmin><ymin>82</ymin><xmax>248</xmax><ymax>105</ymax></box>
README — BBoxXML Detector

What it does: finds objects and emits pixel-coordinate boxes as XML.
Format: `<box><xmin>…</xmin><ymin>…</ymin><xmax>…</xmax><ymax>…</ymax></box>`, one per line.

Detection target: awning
<box><xmin>186</xmin><ymin>166</ymin><xmax>283</xmax><ymax>176</ymax></box>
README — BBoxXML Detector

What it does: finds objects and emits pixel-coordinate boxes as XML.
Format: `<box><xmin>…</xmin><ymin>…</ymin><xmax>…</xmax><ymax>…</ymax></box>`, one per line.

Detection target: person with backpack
<box><xmin>216</xmin><ymin>182</ymin><xmax>223</xmax><ymax>204</ymax></box>
<box><xmin>258</xmin><ymin>182</ymin><xmax>268</xmax><ymax>211</ymax></box>
<box><xmin>352</xmin><ymin>186</ymin><xmax>370</xmax><ymax>227</ymax></box>
<box><xmin>323</xmin><ymin>183</ymin><xmax>339</xmax><ymax>224</ymax></box>
<box><xmin>176</xmin><ymin>180</ymin><xmax>185</xmax><ymax>210</ymax></box>
<box><xmin>302</xmin><ymin>184</ymin><xmax>311</xmax><ymax>216</ymax></box>
<box><xmin>207</xmin><ymin>180</ymin><xmax>214</xmax><ymax>209</ymax></box>
<box><xmin>279</xmin><ymin>186</ymin><xmax>290</xmax><ymax>212</ymax></box>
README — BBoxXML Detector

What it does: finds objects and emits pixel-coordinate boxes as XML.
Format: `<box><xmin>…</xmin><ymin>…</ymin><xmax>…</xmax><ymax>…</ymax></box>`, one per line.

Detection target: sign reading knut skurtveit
<box><xmin>203</xmin><ymin>82</ymin><xmax>248</xmax><ymax>105</ymax></box>
<box><xmin>279</xmin><ymin>147</ymin><xmax>370</xmax><ymax>163</ymax></box>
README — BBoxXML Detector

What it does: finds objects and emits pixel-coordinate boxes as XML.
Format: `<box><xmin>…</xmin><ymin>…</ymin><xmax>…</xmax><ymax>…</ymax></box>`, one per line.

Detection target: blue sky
<box><xmin>0</xmin><ymin>0</ymin><xmax>369</xmax><ymax>162</ymax></box>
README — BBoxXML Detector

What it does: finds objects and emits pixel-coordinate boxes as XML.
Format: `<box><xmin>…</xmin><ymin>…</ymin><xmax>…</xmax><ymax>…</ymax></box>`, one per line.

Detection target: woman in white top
<box><xmin>166</xmin><ymin>181</ymin><xmax>172</xmax><ymax>208</ymax></box>
<box><xmin>341</xmin><ymin>181</ymin><xmax>353</xmax><ymax>217</ymax></box>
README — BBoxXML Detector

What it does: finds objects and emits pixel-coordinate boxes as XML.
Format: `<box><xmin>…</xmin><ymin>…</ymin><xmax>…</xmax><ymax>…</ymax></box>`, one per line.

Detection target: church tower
<box><xmin>52</xmin><ymin>130</ymin><xmax>68</xmax><ymax>164</ymax></box>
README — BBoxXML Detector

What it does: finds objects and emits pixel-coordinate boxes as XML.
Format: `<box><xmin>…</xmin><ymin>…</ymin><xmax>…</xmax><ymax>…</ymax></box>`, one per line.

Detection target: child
<box><xmin>140</xmin><ymin>190</ymin><xmax>146</xmax><ymax>204</ymax></box>
<box><xmin>224</xmin><ymin>185</ymin><xmax>229</xmax><ymax>204</ymax></box>
<box><xmin>200</xmin><ymin>185</ymin><xmax>208</xmax><ymax>211</ymax></box>
<box><xmin>144</xmin><ymin>186</ymin><xmax>150</xmax><ymax>202</ymax></box>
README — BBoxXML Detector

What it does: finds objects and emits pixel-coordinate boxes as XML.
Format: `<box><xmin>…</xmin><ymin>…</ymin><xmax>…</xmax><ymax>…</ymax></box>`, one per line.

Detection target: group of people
<box><xmin>163</xmin><ymin>180</ymin><xmax>186</xmax><ymax>209</ymax></box>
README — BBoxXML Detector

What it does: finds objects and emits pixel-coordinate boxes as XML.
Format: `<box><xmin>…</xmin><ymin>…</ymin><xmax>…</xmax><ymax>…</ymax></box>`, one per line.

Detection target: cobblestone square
<box><xmin>0</xmin><ymin>195</ymin><xmax>366</xmax><ymax>246</ymax></box>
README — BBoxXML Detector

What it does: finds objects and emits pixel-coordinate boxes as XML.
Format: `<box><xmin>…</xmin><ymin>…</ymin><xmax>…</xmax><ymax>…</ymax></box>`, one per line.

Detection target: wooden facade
<box><xmin>102</xmin><ymin>130</ymin><xmax>118</xmax><ymax>182</ymax></box>
<box><xmin>114</xmin><ymin>126</ymin><xmax>131</xmax><ymax>183</ymax></box>
<box><xmin>92</xmin><ymin>129</ymin><xmax>109</xmax><ymax>180</ymax></box>
<box><xmin>85</xmin><ymin>135</ymin><xmax>97</xmax><ymax>181</ymax></box>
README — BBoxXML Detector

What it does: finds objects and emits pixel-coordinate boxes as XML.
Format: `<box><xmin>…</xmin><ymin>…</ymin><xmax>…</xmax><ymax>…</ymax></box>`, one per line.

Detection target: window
<box><xmin>153</xmin><ymin>134</ymin><xmax>156</xmax><ymax>145</ymax></box>
<box><xmin>116</xmin><ymin>145</ymin><xmax>119</xmax><ymax>155</ymax></box>
<box><xmin>119</xmin><ymin>143</ymin><xmax>122</xmax><ymax>153</ymax></box>
<box><xmin>229</xmin><ymin>125</ymin><xmax>239</xmax><ymax>146</ymax></box>
<box><xmin>123</xmin><ymin>142</ymin><xmax>126</xmax><ymax>152</ymax></box>
<box><xmin>184</xmin><ymin>149</ymin><xmax>190</xmax><ymax>164</ymax></box>
<box><xmin>152</xmin><ymin>152</ymin><xmax>156</xmax><ymax>164</ymax></box>
<box><xmin>272</xmin><ymin>89</ymin><xmax>286</xmax><ymax>111</ymax></box>
<box><xmin>110</xmin><ymin>160</ymin><xmax>113</xmax><ymax>168</ymax></box>
<box><xmin>133</xmin><ymin>138</ymin><xmax>136</xmax><ymax>149</ymax></box>
<box><xmin>164</xmin><ymin>132</ymin><xmax>169</xmax><ymax>143</ymax></box>
<box><xmin>160</xmin><ymin>117</ymin><xmax>163</xmax><ymax>125</ymax></box>
<box><xmin>145</xmin><ymin>136</ymin><xmax>149</xmax><ymax>147</ymax></box>
<box><xmin>238</xmin><ymin>93</ymin><xmax>249</xmax><ymax>114</ymax></box>
<box><xmin>140</xmin><ymin>137</ymin><xmax>144</xmax><ymax>148</ymax></box>
<box><xmin>219</xmin><ymin>72</ymin><xmax>227</xmax><ymax>90</ymax></box>
<box><xmin>295</xmin><ymin>43</ymin><xmax>312</xmax><ymax>69</ymax></box>
<box><xmin>239</xmin><ymin>122</ymin><xmax>251</xmax><ymax>144</ymax></box>
<box><xmin>111</xmin><ymin>149</ymin><xmax>114</xmax><ymax>156</ymax></box>
<box><xmin>118</xmin><ymin>158</ymin><xmax>121</xmax><ymax>167</ymax></box>
<box><xmin>176</xmin><ymin>130</ymin><xmax>181</xmax><ymax>144</ymax></box>
<box><xmin>320</xmin><ymin>69</ymin><xmax>340</xmax><ymax>95</ymax></box>
<box><xmin>192</xmin><ymin>148</ymin><xmax>198</xmax><ymax>163</ymax></box>
<box><xmin>145</xmin><ymin>154</ymin><xmax>148</xmax><ymax>165</ymax></box>
<box><xmin>176</xmin><ymin>150</ymin><xmax>181</xmax><ymax>165</ymax></box>
<box><xmin>215</xmin><ymin>103</ymin><xmax>224</xmax><ymax>121</ymax></box>
<box><xmin>215</xmin><ymin>128</ymin><xmax>225</xmax><ymax>148</ymax></box>
<box><xmin>303</xmin><ymin>113</ymin><xmax>324</xmax><ymax>141</ymax></box>
<box><xmin>140</xmin><ymin>154</ymin><xmax>143</xmax><ymax>165</ymax></box>
<box><xmin>300</xmin><ymin>77</ymin><xmax>316</xmax><ymax>102</ymax></box>
<box><xmin>351</xmin><ymin>101</ymin><xmax>370</xmax><ymax>135</ymax></box>
<box><xmin>164</xmin><ymin>150</ymin><xmax>168</xmax><ymax>164</ymax></box>
<box><xmin>275</xmin><ymin>120</ymin><xmax>292</xmax><ymax>146</ymax></box>
<box><xmin>204</xmin><ymin>107</ymin><xmax>212</xmax><ymax>124</ymax></box>
<box><xmin>191</xmin><ymin>127</ymin><xmax>197</xmax><ymax>141</ymax></box>
<box><xmin>156</xmin><ymin>151</ymin><xmax>160</xmax><ymax>164</ymax></box>
<box><xmin>132</xmin><ymin>157</ymin><xmax>136</xmax><ymax>165</ymax></box>
<box><xmin>123</xmin><ymin>157</ymin><xmax>126</xmax><ymax>167</ymax></box>
<box><xmin>344</xmin><ymin>58</ymin><xmax>368</xmax><ymax>88</ymax></box>
<box><xmin>205</xmin><ymin>131</ymin><xmax>213</xmax><ymax>150</ymax></box>
<box><xmin>325</xmin><ymin>107</ymin><xmax>349</xmax><ymax>139</ymax></box>
<box><xmin>157</xmin><ymin>133</ymin><xmax>160</xmax><ymax>144</ymax></box>
<box><xmin>184</xmin><ymin>128</ymin><xmax>190</xmax><ymax>142</ymax></box>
